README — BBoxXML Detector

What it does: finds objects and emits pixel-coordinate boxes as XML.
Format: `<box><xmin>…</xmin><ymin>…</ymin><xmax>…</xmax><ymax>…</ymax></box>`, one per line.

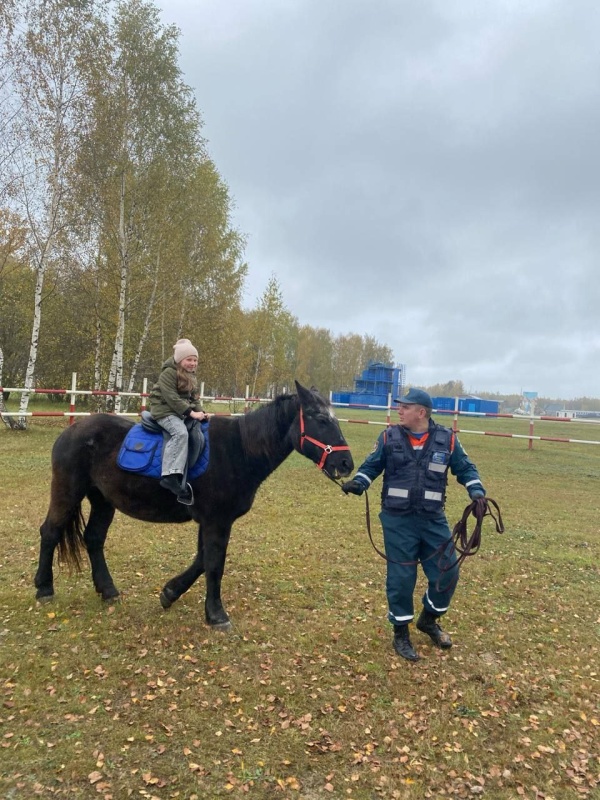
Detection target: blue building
<box><xmin>432</xmin><ymin>395</ymin><xmax>499</xmax><ymax>415</ymax></box>
<box><xmin>332</xmin><ymin>361</ymin><xmax>405</xmax><ymax>407</ymax></box>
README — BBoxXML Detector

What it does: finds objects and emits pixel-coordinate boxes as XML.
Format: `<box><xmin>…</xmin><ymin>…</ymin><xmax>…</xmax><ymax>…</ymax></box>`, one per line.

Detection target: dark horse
<box><xmin>34</xmin><ymin>381</ymin><xmax>353</xmax><ymax>629</ymax></box>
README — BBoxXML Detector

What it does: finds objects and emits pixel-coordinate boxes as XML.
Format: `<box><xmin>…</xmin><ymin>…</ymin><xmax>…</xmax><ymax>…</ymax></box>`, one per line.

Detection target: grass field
<box><xmin>1</xmin><ymin>407</ymin><xmax>599</xmax><ymax>799</ymax></box>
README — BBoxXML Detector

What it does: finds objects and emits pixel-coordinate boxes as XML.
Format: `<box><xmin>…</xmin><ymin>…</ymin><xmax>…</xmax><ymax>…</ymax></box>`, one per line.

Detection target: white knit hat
<box><xmin>173</xmin><ymin>338</ymin><xmax>198</xmax><ymax>363</ymax></box>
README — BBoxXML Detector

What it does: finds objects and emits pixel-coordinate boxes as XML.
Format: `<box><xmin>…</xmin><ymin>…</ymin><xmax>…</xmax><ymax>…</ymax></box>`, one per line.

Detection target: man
<box><xmin>342</xmin><ymin>388</ymin><xmax>486</xmax><ymax>662</ymax></box>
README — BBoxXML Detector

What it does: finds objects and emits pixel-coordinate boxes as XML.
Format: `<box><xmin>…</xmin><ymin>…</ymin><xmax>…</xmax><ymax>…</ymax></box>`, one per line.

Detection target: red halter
<box><xmin>299</xmin><ymin>407</ymin><xmax>351</xmax><ymax>471</ymax></box>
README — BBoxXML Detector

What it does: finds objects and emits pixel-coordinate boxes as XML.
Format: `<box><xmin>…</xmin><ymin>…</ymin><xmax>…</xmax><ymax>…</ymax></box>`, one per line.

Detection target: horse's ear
<box><xmin>294</xmin><ymin>380</ymin><xmax>314</xmax><ymax>406</ymax></box>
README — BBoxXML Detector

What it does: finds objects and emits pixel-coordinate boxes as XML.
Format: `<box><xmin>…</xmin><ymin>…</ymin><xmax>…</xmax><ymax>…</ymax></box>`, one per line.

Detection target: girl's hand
<box><xmin>190</xmin><ymin>410</ymin><xmax>209</xmax><ymax>421</ymax></box>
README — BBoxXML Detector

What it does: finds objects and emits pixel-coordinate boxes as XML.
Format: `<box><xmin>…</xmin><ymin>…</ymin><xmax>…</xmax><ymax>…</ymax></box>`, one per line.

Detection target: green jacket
<box><xmin>148</xmin><ymin>357</ymin><xmax>202</xmax><ymax>420</ymax></box>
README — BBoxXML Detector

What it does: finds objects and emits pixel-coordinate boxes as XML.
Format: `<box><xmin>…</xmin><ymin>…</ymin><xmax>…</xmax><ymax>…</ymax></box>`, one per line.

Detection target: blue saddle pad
<box><xmin>117</xmin><ymin>421</ymin><xmax>209</xmax><ymax>479</ymax></box>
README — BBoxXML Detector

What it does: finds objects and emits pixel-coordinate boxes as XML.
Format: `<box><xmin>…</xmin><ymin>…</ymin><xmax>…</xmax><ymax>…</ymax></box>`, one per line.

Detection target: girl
<box><xmin>149</xmin><ymin>338</ymin><xmax>208</xmax><ymax>497</ymax></box>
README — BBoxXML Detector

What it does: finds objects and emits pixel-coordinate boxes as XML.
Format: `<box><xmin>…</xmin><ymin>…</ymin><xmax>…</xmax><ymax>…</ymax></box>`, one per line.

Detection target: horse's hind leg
<box><xmin>35</xmin><ymin>469</ymin><xmax>85</xmax><ymax>601</ymax></box>
<box><xmin>35</xmin><ymin>515</ymin><xmax>63</xmax><ymax>601</ymax></box>
<box><xmin>84</xmin><ymin>489</ymin><xmax>119</xmax><ymax>601</ymax></box>
<box><xmin>160</xmin><ymin>524</ymin><xmax>205</xmax><ymax>609</ymax></box>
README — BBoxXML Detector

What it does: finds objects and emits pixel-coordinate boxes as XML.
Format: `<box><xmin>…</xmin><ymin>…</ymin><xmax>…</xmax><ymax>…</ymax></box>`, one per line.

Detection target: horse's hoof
<box><xmin>36</xmin><ymin>592</ymin><xmax>54</xmax><ymax>604</ymax></box>
<box><xmin>102</xmin><ymin>592</ymin><xmax>121</xmax><ymax>603</ymax></box>
<box><xmin>160</xmin><ymin>590</ymin><xmax>175</xmax><ymax>610</ymax></box>
<box><xmin>210</xmin><ymin>620</ymin><xmax>232</xmax><ymax>633</ymax></box>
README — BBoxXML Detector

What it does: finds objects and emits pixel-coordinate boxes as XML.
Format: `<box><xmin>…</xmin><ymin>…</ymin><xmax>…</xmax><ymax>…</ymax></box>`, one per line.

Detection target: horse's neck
<box><xmin>238</xmin><ymin>396</ymin><xmax>297</xmax><ymax>478</ymax></box>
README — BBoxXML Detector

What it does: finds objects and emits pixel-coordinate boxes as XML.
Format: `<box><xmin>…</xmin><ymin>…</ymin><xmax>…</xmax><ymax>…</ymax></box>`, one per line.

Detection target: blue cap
<box><xmin>395</xmin><ymin>388</ymin><xmax>433</xmax><ymax>409</ymax></box>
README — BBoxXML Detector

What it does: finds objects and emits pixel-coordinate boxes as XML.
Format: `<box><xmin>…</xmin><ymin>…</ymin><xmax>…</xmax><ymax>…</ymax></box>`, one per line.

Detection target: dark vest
<box><xmin>382</xmin><ymin>423</ymin><xmax>453</xmax><ymax>514</ymax></box>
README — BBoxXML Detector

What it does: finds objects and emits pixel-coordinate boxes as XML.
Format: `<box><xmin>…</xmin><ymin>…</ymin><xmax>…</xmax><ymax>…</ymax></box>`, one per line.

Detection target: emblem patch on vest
<box><xmin>431</xmin><ymin>451</ymin><xmax>448</xmax><ymax>465</ymax></box>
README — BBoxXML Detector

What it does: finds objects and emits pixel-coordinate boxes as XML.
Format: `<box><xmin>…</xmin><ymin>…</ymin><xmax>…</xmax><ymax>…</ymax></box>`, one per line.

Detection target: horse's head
<box><xmin>294</xmin><ymin>380</ymin><xmax>354</xmax><ymax>479</ymax></box>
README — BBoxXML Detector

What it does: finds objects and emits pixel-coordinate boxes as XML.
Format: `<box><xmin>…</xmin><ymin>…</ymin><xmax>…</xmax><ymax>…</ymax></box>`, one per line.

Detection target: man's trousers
<box><xmin>379</xmin><ymin>509</ymin><xmax>459</xmax><ymax>625</ymax></box>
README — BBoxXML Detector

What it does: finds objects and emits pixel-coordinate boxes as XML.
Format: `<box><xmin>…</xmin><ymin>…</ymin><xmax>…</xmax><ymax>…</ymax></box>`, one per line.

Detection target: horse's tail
<box><xmin>56</xmin><ymin>505</ymin><xmax>86</xmax><ymax>572</ymax></box>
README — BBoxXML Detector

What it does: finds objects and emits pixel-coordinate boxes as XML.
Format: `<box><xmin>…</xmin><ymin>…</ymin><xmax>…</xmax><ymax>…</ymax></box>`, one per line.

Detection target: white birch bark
<box><xmin>125</xmin><ymin>248</ymin><xmax>161</xmax><ymax>409</ymax></box>
<box><xmin>107</xmin><ymin>172</ymin><xmax>128</xmax><ymax>413</ymax></box>
<box><xmin>0</xmin><ymin>345</ymin><xmax>17</xmax><ymax>429</ymax></box>
<box><xmin>16</xmin><ymin>60</ymin><xmax>69</xmax><ymax>427</ymax></box>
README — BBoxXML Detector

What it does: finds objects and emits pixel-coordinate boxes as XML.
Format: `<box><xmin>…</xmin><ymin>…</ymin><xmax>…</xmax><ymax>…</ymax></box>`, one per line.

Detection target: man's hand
<box><xmin>472</xmin><ymin>496</ymin><xmax>488</xmax><ymax>517</ymax></box>
<box><xmin>341</xmin><ymin>479</ymin><xmax>365</xmax><ymax>496</ymax></box>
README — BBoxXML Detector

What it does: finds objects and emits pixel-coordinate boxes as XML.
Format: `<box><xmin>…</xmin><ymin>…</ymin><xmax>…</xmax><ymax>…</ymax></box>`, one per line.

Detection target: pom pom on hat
<box><xmin>173</xmin><ymin>338</ymin><xmax>198</xmax><ymax>363</ymax></box>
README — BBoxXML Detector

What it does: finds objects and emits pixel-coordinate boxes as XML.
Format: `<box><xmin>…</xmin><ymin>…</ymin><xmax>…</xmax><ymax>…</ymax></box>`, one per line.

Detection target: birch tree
<box><xmin>362</xmin><ymin>334</ymin><xmax>394</xmax><ymax>368</ymax></box>
<box><xmin>74</xmin><ymin>0</ymin><xmax>204</xmax><ymax>410</ymax></box>
<box><xmin>0</xmin><ymin>210</ymin><xmax>29</xmax><ymax>427</ymax></box>
<box><xmin>244</xmin><ymin>276</ymin><xmax>297</xmax><ymax>397</ymax></box>
<box><xmin>295</xmin><ymin>325</ymin><xmax>334</xmax><ymax>394</ymax></box>
<box><xmin>172</xmin><ymin>159</ymin><xmax>247</xmax><ymax>393</ymax></box>
<box><xmin>6</xmin><ymin>0</ymin><xmax>101</xmax><ymax>426</ymax></box>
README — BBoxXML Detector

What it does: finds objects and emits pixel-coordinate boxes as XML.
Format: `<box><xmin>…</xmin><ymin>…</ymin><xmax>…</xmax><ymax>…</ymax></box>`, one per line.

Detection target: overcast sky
<box><xmin>156</xmin><ymin>0</ymin><xmax>600</xmax><ymax>399</ymax></box>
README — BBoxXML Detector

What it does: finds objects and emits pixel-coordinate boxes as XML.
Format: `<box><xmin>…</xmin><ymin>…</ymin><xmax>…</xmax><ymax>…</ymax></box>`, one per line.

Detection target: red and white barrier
<box><xmin>332</xmin><ymin>392</ymin><xmax>600</xmax><ymax>450</ymax></box>
<box><xmin>3</xmin><ymin>380</ymin><xmax>599</xmax><ymax>448</ymax></box>
<box><xmin>0</xmin><ymin>374</ymin><xmax>272</xmax><ymax>425</ymax></box>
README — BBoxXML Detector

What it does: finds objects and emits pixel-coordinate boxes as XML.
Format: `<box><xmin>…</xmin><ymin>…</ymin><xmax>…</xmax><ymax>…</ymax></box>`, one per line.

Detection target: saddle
<box><xmin>117</xmin><ymin>413</ymin><xmax>210</xmax><ymax>486</ymax></box>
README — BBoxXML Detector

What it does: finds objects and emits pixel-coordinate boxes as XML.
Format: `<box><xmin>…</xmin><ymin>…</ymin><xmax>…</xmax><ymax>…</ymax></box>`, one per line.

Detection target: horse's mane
<box><xmin>238</xmin><ymin>391</ymin><xmax>300</xmax><ymax>464</ymax></box>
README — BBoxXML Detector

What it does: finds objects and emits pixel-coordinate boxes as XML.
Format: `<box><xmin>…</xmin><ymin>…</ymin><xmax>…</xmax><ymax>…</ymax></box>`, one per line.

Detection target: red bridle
<box><xmin>299</xmin><ymin>407</ymin><xmax>351</xmax><ymax>472</ymax></box>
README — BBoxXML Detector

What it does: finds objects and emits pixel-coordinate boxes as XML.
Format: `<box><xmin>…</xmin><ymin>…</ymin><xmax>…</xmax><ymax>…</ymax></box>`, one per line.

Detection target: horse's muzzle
<box><xmin>324</xmin><ymin>452</ymin><xmax>354</xmax><ymax>479</ymax></box>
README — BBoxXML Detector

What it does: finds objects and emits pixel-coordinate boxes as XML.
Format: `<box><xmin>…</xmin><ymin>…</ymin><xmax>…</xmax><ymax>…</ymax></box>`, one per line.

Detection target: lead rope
<box><xmin>450</xmin><ymin>497</ymin><xmax>504</xmax><ymax>569</ymax></box>
<box><xmin>362</xmin><ymin>490</ymin><xmax>505</xmax><ymax>567</ymax></box>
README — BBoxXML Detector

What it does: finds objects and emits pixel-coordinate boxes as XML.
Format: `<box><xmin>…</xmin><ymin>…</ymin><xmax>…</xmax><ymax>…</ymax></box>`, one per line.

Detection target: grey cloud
<box><xmin>159</xmin><ymin>0</ymin><xmax>600</xmax><ymax>398</ymax></box>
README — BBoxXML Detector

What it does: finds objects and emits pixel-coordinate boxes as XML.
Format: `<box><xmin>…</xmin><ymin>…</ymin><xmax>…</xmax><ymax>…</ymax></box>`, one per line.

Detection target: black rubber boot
<box><xmin>392</xmin><ymin>625</ymin><xmax>420</xmax><ymax>661</ymax></box>
<box><xmin>160</xmin><ymin>473</ymin><xmax>183</xmax><ymax>495</ymax></box>
<box><xmin>416</xmin><ymin>610</ymin><xmax>453</xmax><ymax>648</ymax></box>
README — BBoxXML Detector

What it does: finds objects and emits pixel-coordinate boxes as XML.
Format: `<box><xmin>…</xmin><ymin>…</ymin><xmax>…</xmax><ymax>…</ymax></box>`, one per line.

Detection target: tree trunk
<box><xmin>0</xmin><ymin>346</ymin><xmax>18</xmax><ymax>429</ymax></box>
<box><xmin>107</xmin><ymin>171</ymin><xmax>128</xmax><ymax>413</ymax></box>
<box><xmin>125</xmin><ymin>249</ymin><xmax>161</xmax><ymax>410</ymax></box>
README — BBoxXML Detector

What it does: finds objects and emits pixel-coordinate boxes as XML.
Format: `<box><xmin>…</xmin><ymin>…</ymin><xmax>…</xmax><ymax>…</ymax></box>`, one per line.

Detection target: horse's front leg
<box><xmin>203</xmin><ymin>522</ymin><xmax>233</xmax><ymax>630</ymax></box>
<box><xmin>160</xmin><ymin>524</ymin><xmax>205</xmax><ymax>609</ymax></box>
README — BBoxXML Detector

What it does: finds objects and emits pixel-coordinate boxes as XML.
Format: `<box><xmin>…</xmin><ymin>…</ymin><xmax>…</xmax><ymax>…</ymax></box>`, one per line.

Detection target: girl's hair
<box><xmin>176</xmin><ymin>363</ymin><xmax>197</xmax><ymax>395</ymax></box>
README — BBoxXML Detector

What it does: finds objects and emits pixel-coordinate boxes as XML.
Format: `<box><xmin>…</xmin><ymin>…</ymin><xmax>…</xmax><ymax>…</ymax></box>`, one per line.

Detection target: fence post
<box><xmin>387</xmin><ymin>393</ymin><xmax>392</xmax><ymax>427</ymax></box>
<box><xmin>245</xmin><ymin>385</ymin><xmax>250</xmax><ymax>414</ymax></box>
<box><xmin>453</xmin><ymin>396</ymin><xmax>459</xmax><ymax>433</ymax></box>
<box><xmin>69</xmin><ymin>373</ymin><xmax>77</xmax><ymax>425</ymax></box>
<box><xmin>529</xmin><ymin>412</ymin><xmax>535</xmax><ymax>451</ymax></box>
<box><xmin>200</xmin><ymin>381</ymin><xmax>205</xmax><ymax>405</ymax></box>
<box><xmin>141</xmin><ymin>378</ymin><xmax>148</xmax><ymax>412</ymax></box>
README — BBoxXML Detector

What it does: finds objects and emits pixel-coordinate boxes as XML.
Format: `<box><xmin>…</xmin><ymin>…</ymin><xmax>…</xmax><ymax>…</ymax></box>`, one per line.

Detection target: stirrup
<box><xmin>177</xmin><ymin>483</ymin><xmax>194</xmax><ymax>506</ymax></box>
